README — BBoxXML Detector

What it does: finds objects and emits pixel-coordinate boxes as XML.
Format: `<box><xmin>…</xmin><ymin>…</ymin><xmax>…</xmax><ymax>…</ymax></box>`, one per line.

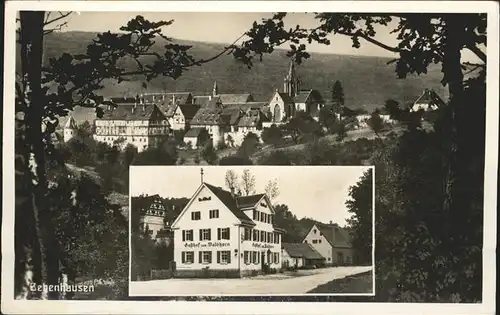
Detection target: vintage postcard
<box><xmin>128</xmin><ymin>166</ymin><xmax>374</xmax><ymax>296</ymax></box>
<box><xmin>2</xmin><ymin>1</ymin><xmax>498</xmax><ymax>315</ymax></box>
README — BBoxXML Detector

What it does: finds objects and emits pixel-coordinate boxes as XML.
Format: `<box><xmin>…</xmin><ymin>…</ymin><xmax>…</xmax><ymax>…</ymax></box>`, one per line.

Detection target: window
<box><xmin>244</xmin><ymin>251</ymin><xmax>251</xmax><ymax>264</ymax></box>
<box><xmin>199</xmin><ymin>229</ymin><xmax>211</xmax><ymax>241</ymax></box>
<box><xmin>253</xmin><ymin>230</ymin><xmax>259</xmax><ymax>242</ymax></box>
<box><xmin>217</xmin><ymin>228</ymin><xmax>230</xmax><ymax>240</ymax></box>
<box><xmin>328</xmin><ymin>257</ymin><xmax>331</xmax><ymax>261</ymax></box>
<box><xmin>261</xmin><ymin>231</ymin><xmax>266</xmax><ymax>243</ymax></box>
<box><xmin>181</xmin><ymin>251</ymin><xmax>194</xmax><ymax>264</ymax></box>
<box><xmin>209</xmin><ymin>209</ymin><xmax>219</xmax><ymax>219</ymax></box>
<box><xmin>217</xmin><ymin>251</ymin><xmax>231</xmax><ymax>264</ymax></box>
<box><xmin>253</xmin><ymin>210</ymin><xmax>258</xmax><ymax>220</ymax></box>
<box><xmin>273</xmin><ymin>252</ymin><xmax>279</xmax><ymax>264</ymax></box>
<box><xmin>199</xmin><ymin>251</ymin><xmax>212</xmax><ymax>264</ymax></box>
<box><xmin>313</xmin><ymin>229</ymin><xmax>317</xmax><ymax>234</ymax></box>
<box><xmin>304</xmin><ymin>240</ymin><xmax>307</xmax><ymax>243</ymax></box>
<box><xmin>182</xmin><ymin>230</ymin><xmax>193</xmax><ymax>241</ymax></box>
<box><xmin>267</xmin><ymin>232</ymin><xmax>273</xmax><ymax>243</ymax></box>
<box><xmin>318</xmin><ymin>239</ymin><xmax>322</xmax><ymax>243</ymax></box>
<box><xmin>191</xmin><ymin>211</ymin><xmax>201</xmax><ymax>220</ymax></box>
<box><xmin>252</xmin><ymin>251</ymin><xmax>259</xmax><ymax>264</ymax></box>
<box><xmin>260</xmin><ymin>212</ymin><xmax>265</xmax><ymax>222</ymax></box>
<box><xmin>269</xmin><ymin>215</ymin><xmax>273</xmax><ymax>224</ymax></box>
<box><xmin>312</xmin><ymin>240</ymin><xmax>318</xmax><ymax>244</ymax></box>
<box><xmin>273</xmin><ymin>232</ymin><xmax>279</xmax><ymax>244</ymax></box>
<box><xmin>244</xmin><ymin>228</ymin><xmax>252</xmax><ymax>241</ymax></box>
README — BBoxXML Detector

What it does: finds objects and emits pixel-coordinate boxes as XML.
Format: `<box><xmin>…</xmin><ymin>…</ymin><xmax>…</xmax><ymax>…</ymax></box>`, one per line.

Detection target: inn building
<box><xmin>170</xmin><ymin>173</ymin><xmax>285</xmax><ymax>278</ymax></box>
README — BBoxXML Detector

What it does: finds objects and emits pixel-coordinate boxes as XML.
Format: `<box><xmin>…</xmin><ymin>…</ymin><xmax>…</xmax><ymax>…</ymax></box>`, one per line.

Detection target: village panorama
<box><xmin>129</xmin><ymin>166</ymin><xmax>374</xmax><ymax>296</ymax></box>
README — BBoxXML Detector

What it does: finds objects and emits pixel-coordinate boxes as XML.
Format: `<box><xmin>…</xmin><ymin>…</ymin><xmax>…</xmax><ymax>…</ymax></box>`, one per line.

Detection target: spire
<box><xmin>213</xmin><ymin>81</ymin><xmax>218</xmax><ymax>97</ymax></box>
<box><xmin>200</xmin><ymin>168</ymin><xmax>204</xmax><ymax>183</ymax></box>
<box><xmin>288</xmin><ymin>60</ymin><xmax>295</xmax><ymax>78</ymax></box>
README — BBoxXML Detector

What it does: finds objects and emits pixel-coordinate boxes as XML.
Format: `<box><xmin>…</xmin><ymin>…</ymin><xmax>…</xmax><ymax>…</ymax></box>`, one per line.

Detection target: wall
<box><xmin>331</xmin><ymin>247</ymin><xmax>355</xmax><ymax>265</ymax></box>
<box><xmin>239</xmin><ymin>198</ymin><xmax>282</xmax><ymax>273</ymax></box>
<box><xmin>173</xmin><ymin>185</ymin><xmax>242</xmax><ymax>273</ymax></box>
<box><xmin>94</xmin><ymin>119</ymin><xmax>170</xmax><ymax>152</ymax></box>
<box><xmin>303</xmin><ymin>225</ymin><xmax>333</xmax><ymax>264</ymax></box>
<box><xmin>225</xmin><ymin>127</ymin><xmax>263</xmax><ymax>147</ymax></box>
<box><xmin>281</xmin><ymin>249</ymin><xmax>304</xmax><ymax>268</ymax></box>
<box><xmin>139</xmin><ymin>215</ymin><xmax>164</xmax><ymax>239</ymax></box>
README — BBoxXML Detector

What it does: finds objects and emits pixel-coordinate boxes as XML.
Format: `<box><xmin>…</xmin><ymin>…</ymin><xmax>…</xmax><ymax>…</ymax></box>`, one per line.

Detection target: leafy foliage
<box><xmin>345</xmin><ymin>169</ymin><xmax>373</xmax><ymax>265</ymax></box>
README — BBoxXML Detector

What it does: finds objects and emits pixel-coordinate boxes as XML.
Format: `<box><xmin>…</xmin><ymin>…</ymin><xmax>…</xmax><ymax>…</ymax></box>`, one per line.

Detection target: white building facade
<box><xmin>171</xmin><ymin>182</ymin><xmax>284</xmax><ymax>278</ymax></box>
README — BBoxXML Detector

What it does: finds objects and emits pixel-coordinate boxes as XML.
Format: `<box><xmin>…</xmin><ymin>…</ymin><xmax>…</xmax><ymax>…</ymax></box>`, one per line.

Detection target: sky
<box><xmin>130</xmin><ymin>166</ymin><xmax>373</xmax><ymax>226</ymax></box>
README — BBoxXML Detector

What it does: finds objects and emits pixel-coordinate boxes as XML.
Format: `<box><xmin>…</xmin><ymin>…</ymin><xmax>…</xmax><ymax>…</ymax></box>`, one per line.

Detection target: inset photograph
<box><xmin>129</xmin><ymin>166</ymin><xmax>374</xmax><ymax>296</ymax></box>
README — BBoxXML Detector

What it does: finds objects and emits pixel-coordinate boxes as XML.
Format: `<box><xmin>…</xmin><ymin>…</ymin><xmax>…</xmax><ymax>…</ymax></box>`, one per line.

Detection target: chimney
<box><xmin>329</xmin><ymin>220</ymin><xmax>333</xmax><ymax>225</ymax></box>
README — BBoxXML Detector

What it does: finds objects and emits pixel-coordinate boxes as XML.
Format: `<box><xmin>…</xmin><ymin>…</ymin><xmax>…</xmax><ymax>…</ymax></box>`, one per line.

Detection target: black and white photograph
<box><xmin>2</xmin><ymin>1</ymin><xmax>498</xmax><ymax>315</ymax></box>
<box><xmin>129</xmin><ymin>166</ymin><xmax>374</xmax><ymax>296</ymax></box>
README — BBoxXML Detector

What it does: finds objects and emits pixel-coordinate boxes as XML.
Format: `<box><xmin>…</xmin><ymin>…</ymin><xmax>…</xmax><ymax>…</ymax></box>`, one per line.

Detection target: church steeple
<box><xmin>283</xmin><ymin>60</ymin><xmax>300</xmax><ymax>97</ymax></box>
<box><xmin>212</xmin><ymin>81</ymin><xmax>218</xmax><ymax>97</ymax></box>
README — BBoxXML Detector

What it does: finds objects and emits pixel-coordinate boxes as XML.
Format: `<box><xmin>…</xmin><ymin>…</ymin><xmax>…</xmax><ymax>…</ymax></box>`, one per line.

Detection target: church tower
<box><xmin>283</xmin><ymin>60</ymin><xmax>300</xmax><ymax>97</ymax></box>
<box><xmin>212</xmin><ymin>81</ymin><xmax>218</xmax><ymax>97</ymax></box>
<box><xmin>63</xmin><ymin>116</ymin><xmax>77</xmax><ymax>142</ymax></box>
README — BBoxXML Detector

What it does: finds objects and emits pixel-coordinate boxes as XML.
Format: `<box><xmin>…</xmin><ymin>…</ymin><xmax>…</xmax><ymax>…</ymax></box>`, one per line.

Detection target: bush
<box><xmin>219</xmin><ymin>155</ymin><xmax>253</xmax><ymax>165</ymax></box>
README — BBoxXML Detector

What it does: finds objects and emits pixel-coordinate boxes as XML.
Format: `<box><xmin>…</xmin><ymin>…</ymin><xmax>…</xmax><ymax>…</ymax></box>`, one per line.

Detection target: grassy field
<box><xmin>307</xmin><ymin>270</ymin><xmax>373</xmax><ymax>294</ymax></box>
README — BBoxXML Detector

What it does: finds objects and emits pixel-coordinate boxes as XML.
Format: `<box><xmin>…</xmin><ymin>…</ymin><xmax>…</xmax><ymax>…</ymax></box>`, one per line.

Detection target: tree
<box><xmin>16</xmin><ymin>11</ymin><xmax>236</xmax><ymax>298</ymax></box>
<box><xmin>224</xmin><ymin>170</ymin><xmax>239</xmax><ymax>196</ymax></box>
<box><xmin>264</xmin><ymin>179</ymin><xmax>280</xmax><ymax>200</ymax></box>
<box><xmin>318</xmin><ymin>106</ymin><xmax>338</xmax><ymax>134</ymax></box>
<box><xmin>261</xmin><ymin>124</ymin><xmax>284</xmax><ymax>147</ymax></box>
<box><xmin>232</xmin><ymin>12</ymin><xmax>486</xmax><ymax>302</ymax></box>
<box><xmin>345</xmin><ymin>169</ymin><xmax>373</xmax><ymax>265</ymax></box>
<box><xmin>219</xmin><ymin>155</ymin><xmax>253</xmax><ymax>165</ymax></box>
<box><xmin>196</xmin><ymin>129</ymin><xmax>211</xmax><ymax>148</ymax></box>
<box><xmin>238</xmin><ymin>132</ymin><xmax>260</xmax><ymax>157</ymax></box>
<box><xmin>367</xmin><ymin>110</ymin><xmax>385</xmax><ymax>138</ymax></box>
<box><xmin>201</xmin><ymin>141</ymin><xmax>218</xmax><ymax>165</ymax></box>
<box><xmin>334</xmin><ymin>121</ymin><xmax>347</xmax><ymax>142</ymax></box>
<box><xmin>332</xmin><ymin>80</ymin><xmax>345</xmax><ymax>117</ymax></box>
<box><xmin>240</xmin><ymin>169</ymin><xmax>256</xmax><ymax>196</ymax></box>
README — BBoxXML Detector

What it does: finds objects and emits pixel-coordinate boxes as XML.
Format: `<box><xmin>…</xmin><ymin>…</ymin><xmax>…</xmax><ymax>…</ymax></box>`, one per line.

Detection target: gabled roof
<box><xmin>412</xmin><ymin>89</ymin><xmax>446</xmax><ymax>108</ymax></box>
<box><xmin>184</xmin><ymin>127</ymin><xmax>204</xmax><ymax>138</ymax></box>
<box><xmin>282</xmin><ymin>243</ymin><xmax>325</xmax><ymax>260</ymax></box>
<box><xmin>272</xmin><ymin>91</ymin><xmax>294</xmax><ymax>104</ymax></box>
<box><xmin>190</xmin><ymin>107</ymin><xmax>223</xmax><ymax>126</ymax></box>
<box><xmin>316</xmin><ymin>223</ymin><xmax>352</xmax><ymax>248</ymax></box>
<box><xmin>131</xmin><ymin>194</ymin><xmax>164</xmax><ymax>213</ymax></box>
<box><xmin>178</xmin><ymin>105</ymin><xmax>200</xmax><ymax>120</ymax></box>
<box><xmin>218</xmin><ymin>93</ymin><xmax>254</xmax><ymax>104</ymax></box>
<box><xmin>236</xmin><ymin>194</ymin><xmax>265</xmax><ymax>209</ymax></box>
<box><xmin>204</xmin><ymin>183</ymin><xmax>255</xmax><ymax>226</ymax></box>
<box><xmin>293</xmin><ymin>89</ymin><xmax>324</xmax><ymax>104</ymax></box>
<box><xmin>100</xmin><ymin>104</ymin><xmax>166</xmax><ymax>121</ymax></box>
<box><xmin>64</xmin><ymin>116</ymin><xmax>77</xmax><ymax>129</ymax></box>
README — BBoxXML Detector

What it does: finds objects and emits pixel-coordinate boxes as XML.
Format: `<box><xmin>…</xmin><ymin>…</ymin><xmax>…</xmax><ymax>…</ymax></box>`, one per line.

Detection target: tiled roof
<box><xmin>192</xmin><ymin>95</ymin><xmax>212</xmax><ymax>107</ymax></box>
<box><xmin>282</xmin><ymin>243</ymin><xmax>325</xmax><ymax>260</ymax></box>
<box><xmin>190</xmin><ymin>107</ymin><xmax>223</xmax><ymax>126</ymax></box>
<box><xmin>110</xmin><ymin>97</ymin><xmax>137</xmax><ymax>105</ymax></box>
<box><xmin>204</xmin><ymin>183</ymin><xmax>255</xmax><ymax>226</ymax></box>
<box><xmin>218</xmin><ymin>93</ymin><xmax>253</xmax><ymax>104</ymax></box>
<box><xmin>142</xmin><ymin>92</ymin><xmax>192</xmax><ymax>105</ymax></box>
<box><xmin>184</xmin><ymin>127</ymin><xmax>204</xmax><ymax>138</ymax></box>
<box><xmin>293</xmin><ymin>89</ymin><xmax>324</xmax><ymax>104</ymax></box>
<box><xmin>178</xmin><ymin>105</ymin><xmax>200</xmax><ymax>120</ymax></box>
<box><xmin>236</xmin><ymin>194</ymin><xmax>265</xmax><ymax>209</ymax></box>
<box><xmin>100</xmin><ymin>104</ymin><xmax>165</xmax><ymax>121</ymax></box>
<box><xmin>237</xmin><ymin>110</ymin><xmax>265</xmax><ymax>127</ymax></box>
<box><xmin>315</xmin><ymin>223</ymin><xmax>352</xmax><ymax>248</ymax></box>
<box><xmin>276</xmin><ymin>92</ymin><xmax>294</xmax><ymax>104</ymax></box>
<box><xmin>131</xmin><ymin>194</ymin><xmax>162</xmax><ymax>212</ymax></box>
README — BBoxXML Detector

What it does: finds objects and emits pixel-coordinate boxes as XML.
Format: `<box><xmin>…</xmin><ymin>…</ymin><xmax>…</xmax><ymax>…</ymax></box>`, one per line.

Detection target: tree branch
<box><xmin>336</xmin><ymin>29</ymin><xmax>401</xmax><ymax>53</ymax></box>
<box><xmin>466</xmin><ymin>45</ymin><xmax>486</xmax><ymax>63</ymax></box>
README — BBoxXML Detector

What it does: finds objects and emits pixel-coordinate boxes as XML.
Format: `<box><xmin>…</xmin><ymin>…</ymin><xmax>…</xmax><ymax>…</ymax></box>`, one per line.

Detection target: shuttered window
<box><xmin>217</xmin><ymin>228</ymin><xmax>230</xmax><ymax>240</ymax></box>
<box><xmin>182</xmin><ymin>230</ymin><xmax>193</xmax><ymax>241</ymax></box>
<box><xmin>182</xmin><ymin>251</ymin><xmax>194</xmax><ymax>264</ymax></box>
<box><xmin>217</xmin><ymin>251</ymin><xmax>231</xmax><ymax>264</ymax></box>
